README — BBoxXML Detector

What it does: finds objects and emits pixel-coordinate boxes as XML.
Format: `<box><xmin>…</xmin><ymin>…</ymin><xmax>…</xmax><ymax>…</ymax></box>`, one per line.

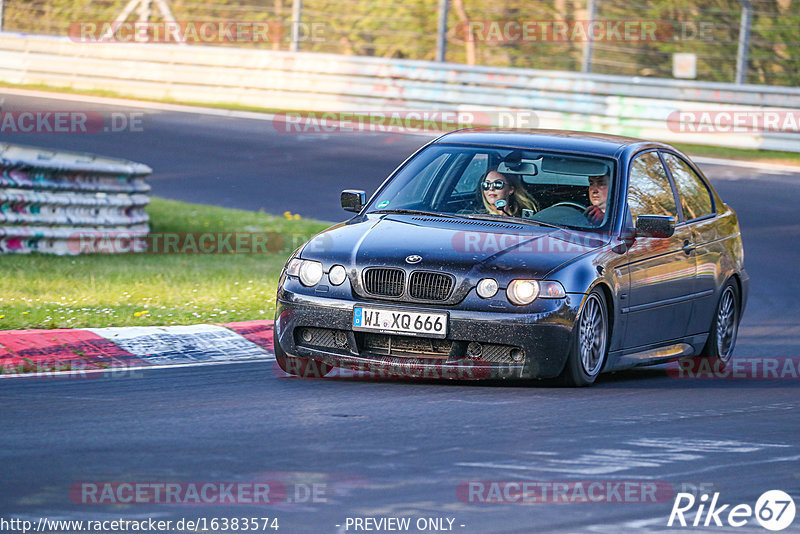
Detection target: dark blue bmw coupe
<box><xmin>273</xmin><ymin>129</ymin><xmax>748</xmax><ymax>386</ymax></box>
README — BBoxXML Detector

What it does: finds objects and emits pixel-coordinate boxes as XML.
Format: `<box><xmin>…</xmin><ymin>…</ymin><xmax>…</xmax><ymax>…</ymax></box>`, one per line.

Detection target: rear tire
<box><xmin>699</xmin><ymin>280</ymin><xmax>740</xmax><ymax>367</ymax></box>
<box><xmin>560</xmin><ymin>290</ymin><xmax>609</xmax><ymax>387</ymax></box>
<box><xmin>274</xmin><ymin>334</ymin><xmax>332</xmax><ymax>378</ymax></box>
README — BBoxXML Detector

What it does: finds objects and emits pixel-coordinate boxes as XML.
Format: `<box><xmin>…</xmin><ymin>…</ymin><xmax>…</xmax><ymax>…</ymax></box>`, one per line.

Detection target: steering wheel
<box><xmin>549</xmin><ymin>201</ymin><xmax>588</xmax><ymax>212</ymax></box>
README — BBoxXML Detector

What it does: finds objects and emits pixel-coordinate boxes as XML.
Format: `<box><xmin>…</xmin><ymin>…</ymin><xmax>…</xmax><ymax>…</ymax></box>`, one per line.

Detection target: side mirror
<box><xmin>341</xmin><ymin>190</ymin><xmax>366</xmax><ymax>213</ymax></box>
<box><xmin>635</xmin><ymin>215</ymin><xmax>675</xmax><ymax>238</ymax></box>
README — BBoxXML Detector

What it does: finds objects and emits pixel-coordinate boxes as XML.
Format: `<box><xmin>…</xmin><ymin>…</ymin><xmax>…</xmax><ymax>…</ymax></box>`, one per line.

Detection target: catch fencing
<box><xmin>0</xmin><ymin>141</ymin><xmax>151</xmax><ymax>254</ymax></box>
<box><xmin>0</xmin><ymin>32</ymin><xmax>799</xmax><ymax>151</ymax></box>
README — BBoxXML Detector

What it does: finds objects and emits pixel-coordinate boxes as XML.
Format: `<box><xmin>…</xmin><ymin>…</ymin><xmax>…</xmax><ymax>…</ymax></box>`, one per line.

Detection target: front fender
<box><xmin>545</xmin><ymin>242</ymin><xmax>627</xmax><ymax>353</ymax></box>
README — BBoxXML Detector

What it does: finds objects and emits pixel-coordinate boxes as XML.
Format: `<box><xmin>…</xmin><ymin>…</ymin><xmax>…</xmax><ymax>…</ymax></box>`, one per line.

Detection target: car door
<box><xmin>621</xmin><ymin>151</ymin><xmax>696</xmax><ymax>350</ymax></box>
<box><xmin>661</xmin><ymin>151</ymin><xmax>718</xmax><ymax>337</ymax></box>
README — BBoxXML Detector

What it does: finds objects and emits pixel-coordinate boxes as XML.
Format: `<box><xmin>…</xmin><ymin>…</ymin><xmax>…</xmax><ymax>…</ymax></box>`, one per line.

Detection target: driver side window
<box><xmin>454</xmin><ymin>154</ymin><xmax>489</xmax><ymax>193</ymax></box>
<box><xmin>628</xmin><ymin>152</ymin><xmax>678</xmax><ymax>220</ymax></box>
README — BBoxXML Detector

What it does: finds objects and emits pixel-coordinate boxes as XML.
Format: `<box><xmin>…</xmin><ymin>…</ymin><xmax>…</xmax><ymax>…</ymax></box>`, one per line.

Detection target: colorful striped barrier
<box><xmin>0</xmin><ymin>142</ymin><xmax>151</xmax><ymax>254</ymax></box>
<box><xmin>0</xmin><ymin>320</ymin><xmax>275</xmax><ymax>377</ymax></box>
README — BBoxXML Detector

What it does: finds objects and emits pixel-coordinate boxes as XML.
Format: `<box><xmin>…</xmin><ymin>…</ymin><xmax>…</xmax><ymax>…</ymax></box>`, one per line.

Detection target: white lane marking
<box><xmin>456</xmin><ymin>439</ymin><xmax>793</xmax><ymax>477</ymax></box>
<box><xmin>584</xmin><ymin>516</ymin><xmax>671</xmax><ymax>533</ymax></box>
<box><xmin>588</xmin><ymin>402</ymin><xmax>799</xmax><ymax>427</ymax></box>
<box><xmin>628</xmin><ymin>437</ymin><xmax>791</xmax><ymax>453</ymax></box>
<box><xmin>584</xmin><ymin>515</ymin><xmax>763</xmax><ymax>534</ymax></box>
<box><xmin>458</xmin><ymin>451</ymin><xmax>703</xmax><ymax>476</ymax></box>
<box><xmin>645</xmin><ymin>453</ymin><xmax>800</xmax><ymax>480</ymax></box>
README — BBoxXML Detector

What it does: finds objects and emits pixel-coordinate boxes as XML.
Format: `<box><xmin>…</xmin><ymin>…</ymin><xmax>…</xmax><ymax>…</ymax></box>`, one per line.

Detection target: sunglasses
<box><xmin>482</xmin><ymin>180</ymin><xmax>507</xmax><ymax>191</ymax></box>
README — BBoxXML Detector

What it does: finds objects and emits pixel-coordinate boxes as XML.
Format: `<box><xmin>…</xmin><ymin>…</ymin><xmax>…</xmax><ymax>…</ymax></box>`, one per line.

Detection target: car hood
<box><xmin>302</xmin><ymin>214</ymin><xmax>608</xmax><ymax>281</ymax></box>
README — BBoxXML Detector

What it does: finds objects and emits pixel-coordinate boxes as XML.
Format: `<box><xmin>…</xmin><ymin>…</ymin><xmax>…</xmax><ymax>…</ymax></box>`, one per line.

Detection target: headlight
<box><xmin>538</xmin><ymin>281</ymin><xmax>566</xmax><ymax>299</ymax></box>
<box><xmin>328</xmin><ymin>264</ymin><xmax>347</xmax><ymax>285</ymax></box>
<box><xmin>286</xmin><ymin>258</ymin><xmax>323</xmax><ymax>287</ymax></box>
<box><xmin>507</xmin><ymin>280</ymin><xmax>540</xmax><ymax>305</ymax></box>
<box><xmin>476</xmin><ymin>278</ymin><xmax>499</xmax><ymax>299</ymax></box>
<box><xmin>298</xmin><ymin>260</ymin><xmax>323</xmax><ymax>286</ymax></box>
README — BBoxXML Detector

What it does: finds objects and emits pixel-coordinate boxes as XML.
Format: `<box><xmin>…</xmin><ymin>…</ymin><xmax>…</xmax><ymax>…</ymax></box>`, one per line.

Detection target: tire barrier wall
<box><xmin>0</xmin><ymin>142</ymin><xmax>151</xmax><ymax>254</ymax></box>
<box><xmin>1</xmin><ymin>33</ymin><xmax>799</xmax><ymax>151</ymax></box>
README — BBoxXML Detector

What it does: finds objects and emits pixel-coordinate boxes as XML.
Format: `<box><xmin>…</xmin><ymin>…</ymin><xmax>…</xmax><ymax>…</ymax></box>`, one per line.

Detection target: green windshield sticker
<box><xmin>376</xmin><ymin>200</ymin><xmax>390</xmax><ymax>208</ymax></box>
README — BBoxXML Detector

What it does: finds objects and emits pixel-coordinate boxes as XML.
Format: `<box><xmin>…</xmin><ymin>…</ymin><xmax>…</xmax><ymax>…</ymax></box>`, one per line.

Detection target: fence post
<box><xmin>435</xmin><ymin>0</ymin><xmax>449</xmax><ymax>62</ymax></box>
<box><xmin>290</xmin><ymin>0</ymin><xmax>302</xmax><ymax>52</ymax></box>
<box><xmin>735</xmin><ymin>0</ymin><xmax>752</xmax><ymax>84</ymax></box>
<box><xmin>581</xmin><ymin>0</ymin><xmax>597</xmax><ymax>73</ymax></box>
<box><xmin>1</xmin><ymin>0</ymin><xmax>6</xmax><ymax>32</ymax></box>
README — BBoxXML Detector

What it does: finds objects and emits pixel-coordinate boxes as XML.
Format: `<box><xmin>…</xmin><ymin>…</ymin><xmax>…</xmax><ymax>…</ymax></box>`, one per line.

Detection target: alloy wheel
<box><xmin>579</xmin><ymin>293</ymin><xmax>607</xmax><ymax>376</ymax></box>
<box><xmin>716</xmin><ymin>286</ymin><xmax>738</xmax><ymax>362</ymax></box>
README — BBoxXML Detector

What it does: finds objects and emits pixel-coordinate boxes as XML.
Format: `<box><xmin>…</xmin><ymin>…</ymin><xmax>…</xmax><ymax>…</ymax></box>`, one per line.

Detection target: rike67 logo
<box><xmin>668</xmin><ymin>490</ymin><xmax>796</xmax><ymax>531</ymax></box>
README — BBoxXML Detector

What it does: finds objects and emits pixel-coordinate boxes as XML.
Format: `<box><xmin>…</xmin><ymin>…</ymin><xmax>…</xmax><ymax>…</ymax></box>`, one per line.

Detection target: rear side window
<box><xmin>662</xmin><ymin>153</ymin><xmax>714</xmax><ymax>221</ymax></box>
<box><xmin>628</xmin><ymin>152</ymin><xmax>678</xmax><ymax>219</ymax></box>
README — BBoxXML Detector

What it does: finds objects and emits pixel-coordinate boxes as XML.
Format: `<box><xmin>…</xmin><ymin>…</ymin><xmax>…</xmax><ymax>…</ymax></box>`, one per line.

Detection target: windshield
<box><xmin>367</xmin><ymin>144</ymin><xmax>616</xmax><ymax>230</ymax></box>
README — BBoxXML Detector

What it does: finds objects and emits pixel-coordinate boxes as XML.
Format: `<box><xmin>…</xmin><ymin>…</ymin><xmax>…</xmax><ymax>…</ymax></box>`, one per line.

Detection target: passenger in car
<box><xmin>584</xmin><ymin>171</ymin><xmax>609</xmax><ymax>225</ymax></box>
<box><xmin>478</xmin><ymin>170</ymin><xmax>538</xmax><ymax>217</ymax></box>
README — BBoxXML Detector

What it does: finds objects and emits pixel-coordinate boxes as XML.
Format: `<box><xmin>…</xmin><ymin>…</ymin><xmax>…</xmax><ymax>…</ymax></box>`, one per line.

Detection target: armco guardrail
<box><xmin>0</xmin><ymin>142</ymin><xmax>151</xmax><ymax>254</ymax></box>
<box><xmin>1</xmin><ymin>33</ymin><xmax>798</xmax><ymax>151</ymax></box>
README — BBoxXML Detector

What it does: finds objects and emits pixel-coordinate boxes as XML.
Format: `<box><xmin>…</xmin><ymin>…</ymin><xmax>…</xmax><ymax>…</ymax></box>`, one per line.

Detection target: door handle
<box><xmin>682</xmin><ymin>240</ymin><xmax>696</xmax><ymax>254</ymax></box>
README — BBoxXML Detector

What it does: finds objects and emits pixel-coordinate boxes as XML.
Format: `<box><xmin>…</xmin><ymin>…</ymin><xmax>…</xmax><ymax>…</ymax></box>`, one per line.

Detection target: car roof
<box><xmin>433</xmin><ymin>128</ymin><xmax>667</xmax><ymax>157</ymax></box>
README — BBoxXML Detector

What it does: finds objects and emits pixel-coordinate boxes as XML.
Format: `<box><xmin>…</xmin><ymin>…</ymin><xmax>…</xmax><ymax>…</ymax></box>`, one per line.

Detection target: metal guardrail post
<box><xmin>435</xmin><ymin>0</ymin><xmax>449</xmax><ymax>62</ymax></box>
<box><xmin>581</xmin><ymin>0</ymin><xmax>597</xmax><ymax>73</ymax></box>
<box><xmin>0</xmin><ymin>0</ymin><xmax>5</xmax><ymax>32</ymax></box>
<box><xmin>735</xmin><ymin>0</ymin><xmax>752</xmax><ymax>84</ymax></box>
<box><xmin>290</xmin><ymin>0</ymin><xmax>303</xmax><ymax>52</ymax></box>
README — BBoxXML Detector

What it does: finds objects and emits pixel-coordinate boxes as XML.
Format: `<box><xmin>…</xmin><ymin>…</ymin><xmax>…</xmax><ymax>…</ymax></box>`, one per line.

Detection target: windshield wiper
<box><xmin>371</xmin><ymin>209</ymin><xmax>462</xmax><ymax>219</ymax></box>
<box><xmin>460</xmin><ymin>213</ymin><xmax>562</xmax><ymax>229</ymax></box>
<box><xmin>371</xmin><ymin>209</ymin><xmax>563</xmax><ymax>229</ymax></box>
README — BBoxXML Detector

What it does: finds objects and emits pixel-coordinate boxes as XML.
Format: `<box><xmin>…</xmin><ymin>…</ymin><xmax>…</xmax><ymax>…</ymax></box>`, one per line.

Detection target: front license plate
<box><xmin>353</xmin><ymin>306</ymin><xmax>448</xmax><ymax>338</ymax></box>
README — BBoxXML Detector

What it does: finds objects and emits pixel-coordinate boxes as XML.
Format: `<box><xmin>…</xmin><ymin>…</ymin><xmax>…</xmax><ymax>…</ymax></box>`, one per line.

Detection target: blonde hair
<box><xmin>478</xmin><ymin>170</ymin><xmax>538</xmax><ymax>216</ymax></box>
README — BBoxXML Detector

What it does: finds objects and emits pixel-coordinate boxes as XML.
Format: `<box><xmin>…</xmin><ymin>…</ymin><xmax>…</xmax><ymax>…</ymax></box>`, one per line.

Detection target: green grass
<box><xmin>672</xmin><ymin>143</ymin><xmax>800</xmax><ymax>164</ymax></box>
<box><xmin>0</xmin><ymin>198</ymin><xmax>331</xmax><ymax>330</ymax></box>
<box><xmin>4</xmin><ymin>80</ymin><xmax>799</xmax><ymax>166</ymax></box>
<box><xmin>0</xmin><ymin>81</ymin><xmax>307</xmax><ymax>117</ymax></box>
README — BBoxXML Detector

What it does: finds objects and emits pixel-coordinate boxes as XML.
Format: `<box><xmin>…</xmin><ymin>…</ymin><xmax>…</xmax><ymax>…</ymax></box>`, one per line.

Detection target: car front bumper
<box><xmin>274</xmin><ymin>288</ymin><xmax>584</xmax><ymax>380</ymax></box>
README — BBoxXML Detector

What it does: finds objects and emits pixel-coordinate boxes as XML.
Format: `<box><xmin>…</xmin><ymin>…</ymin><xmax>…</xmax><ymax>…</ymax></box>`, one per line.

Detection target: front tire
<box><xmin>274</xmin><ymin>335</ymin><xmax>332</xmax><ymax>378</ymax></box>
<box><xmin>699</xmin><ymin>281</ymin><xmax>740</xmax><ymax>366</ymax></box>
<box><xmin>560</xmin><ymin>290</ymin><xmax>609</xmax><ymax>387</ymax></box>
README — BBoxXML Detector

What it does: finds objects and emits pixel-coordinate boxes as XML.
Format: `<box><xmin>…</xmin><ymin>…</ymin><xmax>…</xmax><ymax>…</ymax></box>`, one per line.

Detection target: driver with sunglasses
<box><xmin>477</xmin><ymin>170</ymin><xmax>538</xmax><ymax>217</ymax></box>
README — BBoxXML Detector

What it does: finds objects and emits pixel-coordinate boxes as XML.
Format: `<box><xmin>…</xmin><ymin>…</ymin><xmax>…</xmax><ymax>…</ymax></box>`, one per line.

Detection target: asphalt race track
<box><xmin>1</xmin><ymin>91</ymin><xmax>799</xmax><ymax>533</ymax></box>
